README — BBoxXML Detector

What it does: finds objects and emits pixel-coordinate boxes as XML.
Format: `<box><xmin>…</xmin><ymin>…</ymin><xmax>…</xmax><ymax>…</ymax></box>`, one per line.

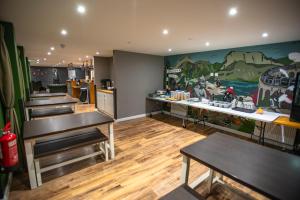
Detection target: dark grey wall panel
<box><xmin>94</xmin><ymin>56</ymin><xmax>112</xmax><ymax>87</ymax></box>
<box><xmin>112</xmin><ymin>50</ymin><xmax>164</xmax><ymax>119</ymax></box>
<box><xmin>31</xmin><ymin>67</ymin><xmax>68</xmax><ymax>87</ymax></box>
<box><xmin>74</xmin><ymin>68</ymin><xmax>85</xmax><ymax>79</ymax></box>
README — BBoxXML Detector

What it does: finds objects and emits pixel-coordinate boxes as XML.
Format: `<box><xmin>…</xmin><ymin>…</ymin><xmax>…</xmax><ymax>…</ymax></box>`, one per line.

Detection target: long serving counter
<box><xmin>146</xmin><ymin>96</ymin><xmax>285</xmax><ymax>144</ymax></box>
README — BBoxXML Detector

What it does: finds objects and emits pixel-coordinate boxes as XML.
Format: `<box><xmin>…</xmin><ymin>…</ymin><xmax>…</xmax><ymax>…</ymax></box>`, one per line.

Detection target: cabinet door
<box><xmin>96</xmin><ymin>92</ymin><xmax>101</xmax><ymax>110</ymax></box>
<box><xmin>101</xmin><ymin>93</ymin><xmax>105</xmax><ymax>110</ymax></box>
<box><xmin>105</xmin><ymin>94</ymin><xmax>114</xmax><ymax>116</ymax></box>
<box><xmin>97</xmin><ymin>92</ymin><xmax>105</xmax><ymax>110</ymax></box>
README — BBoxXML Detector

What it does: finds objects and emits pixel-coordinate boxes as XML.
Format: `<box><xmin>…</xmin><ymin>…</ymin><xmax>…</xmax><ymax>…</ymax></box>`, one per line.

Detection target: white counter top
<box><xmin>147</xmin><ymin>97</ymin><xmax>285</xmax><ymax>123</ymax></box>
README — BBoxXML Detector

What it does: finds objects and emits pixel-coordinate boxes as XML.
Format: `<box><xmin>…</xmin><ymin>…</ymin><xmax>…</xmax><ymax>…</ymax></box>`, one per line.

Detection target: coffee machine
<box><xmin>100</xmin><ymin>79</ymin><xmax>112</xmax><ymax>89</ymax></box>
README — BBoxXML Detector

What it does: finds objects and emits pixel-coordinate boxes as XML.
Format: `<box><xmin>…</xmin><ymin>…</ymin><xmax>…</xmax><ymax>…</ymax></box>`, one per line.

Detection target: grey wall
<box><xmin>94</xmin><ymin>56</ymin><xmax>112</xmax><ymax>87</ymax></box>
<box><xmin>112</xmin><ymin>50</ymin><xmax>164</xmax><ymax>119</ymax></box>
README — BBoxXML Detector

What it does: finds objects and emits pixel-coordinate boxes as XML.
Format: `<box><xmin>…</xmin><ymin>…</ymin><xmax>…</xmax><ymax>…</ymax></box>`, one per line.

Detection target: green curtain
<box><xmin>0</xmin><ymin>21</ymin><xmax>25</xmax><ymax>170</ymax></box>
<box><xmin>18</xmin><ymin>46</ymin><xmax>30</xmax><ymax>100</ymax></box>
<box><xmin>0</xmin><ymin>25</ymin><xmax>14</xmax><ymax>114</ymax></box>
<box><xmin>0</xmin><ymin>102</ymin><xmax>8</xmax><ymax>198</ymax></box>
<box><xmin>17</xmin><ymin>52</ymin><xmax>25</xmax><ymax>100</ymax></box>
<box><xmin>0</xmin><ymin>24</ymin><xmax>14</xmax><ymax>198</ymax></box>
<box><xmin>26</xmin><ymin>57</ymin><xmax>32</xmax><ymax>93</ymax></box>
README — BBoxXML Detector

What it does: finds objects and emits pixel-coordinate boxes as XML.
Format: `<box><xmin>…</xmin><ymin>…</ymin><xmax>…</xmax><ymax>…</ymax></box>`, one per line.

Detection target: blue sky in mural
<box><xmin>166</xmin><ymin>41</ymin><xmax>300</xmax><ymax>66</ymax></box>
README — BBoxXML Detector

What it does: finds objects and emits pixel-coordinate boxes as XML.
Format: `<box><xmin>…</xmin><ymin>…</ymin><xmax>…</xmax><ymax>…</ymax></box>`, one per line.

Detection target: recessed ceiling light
<box><xmin>47</xmin><ymin>52</ymin><xmax>52</xmax><ymax>55</ymax></box>
<box><xmin>85</xmin><ymin>55</ymin><xmax>89</xmax><ymax>58</ymax></box>
<box><xmin>43</xmin><ymin>58</ymin><xmax>47</xmax><ymax>61</ymax></box>
<box><xmin>262</xmin><ymin>32</ymin><xmax>269</xmax><ymax>38</ymax></box>
<box><xmin>229</xmin><ymin>7</ymin><xmax>238</xmax><ymax>16</ymax></box>
<box><xmin>50</xmin><ymin>46</ymin><xmax>55</xmax><ymax>51</ymax></box>
<box><xmin>162</xmin><ymin>29</ymin><xmax>169</xmax><ymax>35</ymax></box>
<box><xmin>168</xmin><ymin>48</ymin><xmax>172</xmax><ymax>52</ymax></box>
<box><xmin>79</xmin><ymin>57</ymin><xmax>82</xmax><ymax>61</ymax></box>
<box><xmin>61</xmin><ymin>29</ymin><xmax>68</xmax><ymax>36</ymax></box>
<box><xmin>205</xmin><ymin>42</ymin><xmax>210</xmax><ymax>46</ymax></box>
<box><xmin>96</xmin><ymin>51</ymin><xmax>100</xmax><ymax>55</ymax></box>
<box><xmin>36</xmin><ymin>59</ymin><xmax>40</xmax><ymax>62</ymax></box>
<box><xmin>77</xmin><ymin>5</ymin><xmax>86</xmax><ymax>14</ymax></box>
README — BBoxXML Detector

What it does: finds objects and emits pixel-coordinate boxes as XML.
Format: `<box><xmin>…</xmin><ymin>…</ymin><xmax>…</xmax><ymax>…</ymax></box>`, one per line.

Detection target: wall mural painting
<box><xmin>164</xmin><ymin>41</ymin><xmax>300</xmax><ymax>133</ymax></box>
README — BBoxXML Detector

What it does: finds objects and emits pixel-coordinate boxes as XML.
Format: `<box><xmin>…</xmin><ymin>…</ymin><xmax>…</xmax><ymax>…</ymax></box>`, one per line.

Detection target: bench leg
<box><xmin>207</xmin><ymin>169</ymin><xmax>215</xmax><ymax>193</ymax></box>
<box><xmin>98</xmin><ymin>142</ymin><xmax>108</xmax><ymax>161</ymax></box>
<box><xmin>180</xmin><ymin>155</ymin><xmax>190</xmax><ymax>184</ymax></box>
<box><xmin>24</xmin><ymin>140</ymin><xmax>37</xmax><ymax>189</ymax></box>
<box><xmin>104</xmin><ymin>141</ymin><xmax>108</xmax><ymax>161</ymax></box>
<box><xmin>99</xmin><ymin>142</ymin><xmax>103</xmax><ymax>151</ymax></box>
<box><xmin>108</xmin><ymin>123</ymin><xmax>115</xmax><ymax>160</ymax></box>
<box><xmin>34</xmin><ymin>159</ymin><xmax>42</xmax><ymax>187</ymax></box>
<box><xmin>25</xmin><ymin>108</ymin><xmax>30</xmax><ymax>121</ymax></box>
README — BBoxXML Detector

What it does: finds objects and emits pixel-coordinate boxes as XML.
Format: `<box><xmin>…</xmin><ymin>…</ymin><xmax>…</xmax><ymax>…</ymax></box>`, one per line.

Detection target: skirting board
<box><xmin>0</xmin><ymin>172</ymin><xmax>12</xmax><ymax>200</ymax></box>
<box><xmin>116</xmin><ymin>111</ymin><xmax>161</xmax><ymax>122</ymax></box>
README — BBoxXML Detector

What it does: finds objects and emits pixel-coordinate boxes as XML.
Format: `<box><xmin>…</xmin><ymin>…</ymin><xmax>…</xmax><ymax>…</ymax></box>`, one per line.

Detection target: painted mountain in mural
<box><xmin>221</xmin><ymin>51</ymin><xmax>283</xmax><ymax>70</ymax></box>
<box><xmin>218</xmin><ymin>61</ymin><xmax>274</xmax><ymax>82</ymax></box>
<box><xmin>174</xmin><ymin>51</ymin><xmax>289</xmax><ymax>82</ymax></box>
<box><xmin>175</xmin><ymin>57</ymin><xmax>222</xmax><ymax>80</ymax></box>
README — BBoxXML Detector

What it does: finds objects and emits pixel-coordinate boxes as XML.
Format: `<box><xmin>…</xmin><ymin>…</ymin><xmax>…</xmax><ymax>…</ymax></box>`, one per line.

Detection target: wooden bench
<box><xmin>34</xmin><ymin>127</ymin><xmax>108</xmax><ymax>186</ymax></box>
<box><xmin>30</xmin><ymin>107</ymin><xmax>74</xmax><ymax>120</ymax></box>
<box><xmin>160</xmin><ymin>185</ymin><xmax>205</xmax><ymax>200</ymax></box>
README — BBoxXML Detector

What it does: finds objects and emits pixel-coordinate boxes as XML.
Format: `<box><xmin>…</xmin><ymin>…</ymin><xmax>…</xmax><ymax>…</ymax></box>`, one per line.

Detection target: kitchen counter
<box><xmin>96</xmin><ymin>88</ymin><xmax>116</xmax><ymax>118</ymax></box>
<box><xmin>97</xmin><ymin>89</ymin><xmax>114</xmax><ymax>94</ymax></box>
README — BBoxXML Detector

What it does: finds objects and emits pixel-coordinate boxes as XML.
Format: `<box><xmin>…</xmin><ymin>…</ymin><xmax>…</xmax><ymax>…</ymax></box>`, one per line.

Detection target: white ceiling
<box><xmin>1</xmin><ymin>0</ymin><xmax>300</xmax><ymax>67</ymax></box>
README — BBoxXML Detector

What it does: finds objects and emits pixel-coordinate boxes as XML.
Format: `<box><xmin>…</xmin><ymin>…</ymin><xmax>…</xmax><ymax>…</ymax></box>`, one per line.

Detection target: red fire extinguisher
<box><xmin>0</xmin><ymin>122</ymin><xmax>18</xmax><ymax>167</ymax></box>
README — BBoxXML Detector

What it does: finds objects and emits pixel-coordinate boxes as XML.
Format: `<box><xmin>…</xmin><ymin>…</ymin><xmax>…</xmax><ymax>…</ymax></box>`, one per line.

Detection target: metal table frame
<box><xmin>147</xmin><ymin>97</ymin><xmax>281</xmax><ymax>145</ymax></box>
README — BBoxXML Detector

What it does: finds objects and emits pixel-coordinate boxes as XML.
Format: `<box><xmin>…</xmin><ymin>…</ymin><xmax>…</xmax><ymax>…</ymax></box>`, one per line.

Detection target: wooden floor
<box><xmin>10</xmin><ymin>108</ymin><xmax>267</xmax><ymax>200</ymax></box>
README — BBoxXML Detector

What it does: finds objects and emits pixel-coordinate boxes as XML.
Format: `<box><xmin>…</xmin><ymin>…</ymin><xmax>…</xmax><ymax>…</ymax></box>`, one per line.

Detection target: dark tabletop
<box><xmin>181</xmin><ymin>132</ymin><xmax>300</xmax><ymax>200</ymax></box>
<box><xmin>30</xmin><ymin>93</ymin><xmax>66</xmax><ymax>98</ymax></box>
<box><xmin>23</xmin><ymin>112</ymin><xmax>114</xmax><ymax>140</ymax></box>
<box><xmin>25</xmin><ymin>97</ymin><xmax>78</xmax><ymax>107</ymax></box>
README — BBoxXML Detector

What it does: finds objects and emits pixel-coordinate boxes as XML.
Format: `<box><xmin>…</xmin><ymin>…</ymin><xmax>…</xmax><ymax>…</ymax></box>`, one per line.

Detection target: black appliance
<box><xmin>290</xmin><ymin>72</ymin><xmax>300</xmax><ymax>122</ymax></box>
<box><xmin>100</xmin><ymin>79</ymin><xmax>112</xmax><ymax>89</ymax></box>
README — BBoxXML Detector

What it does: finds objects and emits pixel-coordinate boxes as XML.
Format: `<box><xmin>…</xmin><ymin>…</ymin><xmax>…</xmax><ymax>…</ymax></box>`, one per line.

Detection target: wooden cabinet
<box><xmin>97</xmin><ymin>90</ymin><xmax>115</xmax><ymax>117</ymax></box>
<box><xmin>67</xmin><ymin>80</ymin><xmax>96</xmax><ymax>104</ymax></box>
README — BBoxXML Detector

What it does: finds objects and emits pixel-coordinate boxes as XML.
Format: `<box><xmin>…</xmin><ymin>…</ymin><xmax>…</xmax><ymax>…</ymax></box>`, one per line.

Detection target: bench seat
<box><xmin>34</xmin><ymin>127</ymin><xmax>109</xmax><ymax>186</ymax></box>
<box><xmin>31</xmin><ymin>107</ymin><xmax>74</xmax><ymax>119</ymax></box>
<box><xmin>34</xmin><ymin>128</ymin><xmax>107</xmax><ymax>158</ymax></box>
<box><xmin>160</xmin><ymin>185</ymin><xmax>204</xmax><ymax>200</ymax></box>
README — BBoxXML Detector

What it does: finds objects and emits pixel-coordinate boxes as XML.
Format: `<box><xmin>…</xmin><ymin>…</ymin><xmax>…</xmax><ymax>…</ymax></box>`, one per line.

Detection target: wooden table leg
<box><xmin>108</xmin><ymin>122</ymin><xmax>115</xmax><ymax>159</ymax></box>
<box><xmin>180</xmin><ymin>155</ymin><xmax>190</xmax><ymax>184</ymax></box>
<box><xmin>25</xmin><ymin>108</ymin><xmax>30</xmax><ymax>121</ymax></box>
<box><xmin>207</xmin><ymin>169</ymin><xmax>215</xmax><ymax>193</ymax></box>
<box><xmin>24</xmin><ymin>140</ymin><xmax>37</xmax><ymax>189</ymax></box>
